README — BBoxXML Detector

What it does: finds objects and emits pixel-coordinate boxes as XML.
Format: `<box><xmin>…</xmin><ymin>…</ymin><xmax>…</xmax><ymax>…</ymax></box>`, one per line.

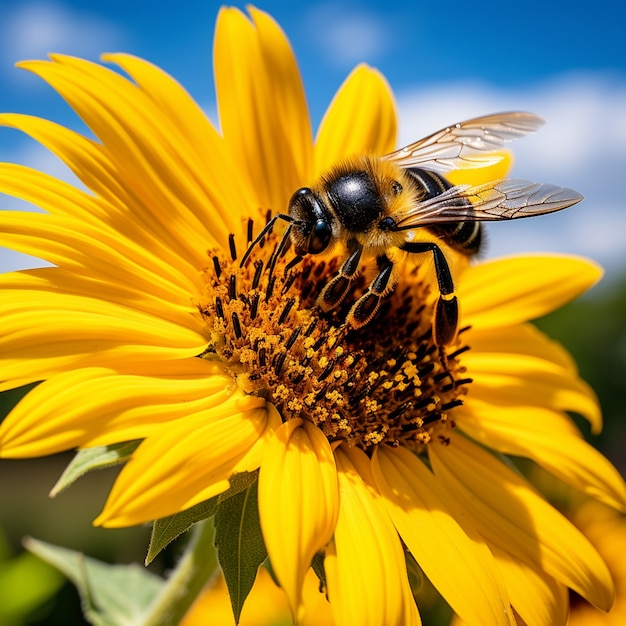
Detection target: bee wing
<box><xmin>382</xmin><ymin>112</ymin><xmax>544</xmax><ymax>173</ymax></box>
<box><xmin>391</xmin><ymin>179</ymin><xmax>583</xmax><ymax>230</ymax></box>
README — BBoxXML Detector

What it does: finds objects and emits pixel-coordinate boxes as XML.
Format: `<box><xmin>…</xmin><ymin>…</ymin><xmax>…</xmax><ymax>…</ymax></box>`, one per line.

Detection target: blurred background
<box><xmin>0</xmin><ymin>1</ymin><xmax>625</xmax><ymax>624</ymax></box>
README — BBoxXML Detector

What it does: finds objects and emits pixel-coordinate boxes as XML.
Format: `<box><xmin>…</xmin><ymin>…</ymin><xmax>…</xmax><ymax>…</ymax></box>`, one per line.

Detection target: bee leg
<box><xmin>318</xmin><ymin>243</ymin><xmax>363</xmax><ymax>311</ymax></box>
<box><xmin>400</xmin><ymin>241</ymin><xmax>458</xmax><ymax>346</ymax></box>
<box><xmin>349</xmin><ymin>256</ymin><xmax>395</xmax><ymax>328</ymax></box>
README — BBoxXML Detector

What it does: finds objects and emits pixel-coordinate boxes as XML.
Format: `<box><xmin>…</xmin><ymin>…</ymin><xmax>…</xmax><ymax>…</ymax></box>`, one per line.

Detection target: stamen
<box><xmin>231</xmin><ymin>311</ymin><xmax>242</xmax><ymax>339</ymax></box>
<box><xmin>252</xmin><ymin>260</ymin><xmax>264</xmax><ymax>290</ymax></box>
<box><xmin>249</xmin><ymin>293</ymin><xmax>260</xmax><ymax>320</ymax></box>
<box><xmin>318</xmin><ymin>359</ymin><xmax>336</xmax><ymax>382</ymax></box>
<box><xmin>265</xmin><ymin>275</ymin><xmax>277</xmax><ymax>300</ymax></box>
<box><xmin>284</xmin><ymin>326</ymin><xmax>301</xmax><ymax>351</ymax></box>
<box><xmin>212</xmin><ymin>256</ymin><xmax>221</xmax><ymax>279</ymax></box>
<box><xmin>304</xmin><ymin>318</ymin><xmax>318</xmax><ymax>337</ymax></box>
<box><xmin>281</xmin><ymin>271</ymin><xmax>298</xmax><ymax>295</ymax></box>
<box><xmin>215</xmin><ymin>296</ymin><xmax>224</xmax><ymax>319</ymax></box>
<box><xmin>200</xmin><ymin>230</ymin><xmax>472</xmax><ymax>452</ymax></box>
<box><xmin>448</xmin><ymin>345</ymin><xmax>471</xmax><ymax>360</ymax></box>
<box><xmin>278</xmin><ymin>298</ymin><xmax>296</xmax><ymax>325</ymax></box>
<box><xmin>273</xmin><ymin>352</ymin><xmax>287</xmax><ymax>376</ymax></box>
<box><xmin>229</xmin><ymin>274</ymin><xmax>237</xmax><ymax>301</ymax></box>
<box><xmin>441</xmin><ymin>399</ymin><xmax>464</xmax><ymax>411</ymax></box>
<box><xmin>228</xmin><ymin>233</ymin><xmax>237</xmax><ymax>261</ymax></box>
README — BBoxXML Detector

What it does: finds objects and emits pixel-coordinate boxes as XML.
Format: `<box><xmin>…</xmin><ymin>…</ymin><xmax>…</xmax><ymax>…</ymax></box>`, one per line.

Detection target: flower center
<box><xmin>198</xmin><ymin>229</ymin><xmax>471</xmax><ymax>452</ymax></box>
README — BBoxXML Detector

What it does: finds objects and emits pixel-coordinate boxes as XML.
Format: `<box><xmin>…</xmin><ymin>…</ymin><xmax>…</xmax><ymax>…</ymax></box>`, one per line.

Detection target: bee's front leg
<box><xmin>318</xmin><ymin>243</ymin><xmax>364</xmax><ymax>311</ymax></box>
<box><xmin>348</xmin><ymin>254</ymin><xmax>396</xmax><ymax>328</ymax></box>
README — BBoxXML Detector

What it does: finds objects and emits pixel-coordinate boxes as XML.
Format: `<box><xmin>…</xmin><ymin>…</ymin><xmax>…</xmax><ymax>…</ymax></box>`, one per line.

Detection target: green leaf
<box><xmin>25</xmin><ymin>537</ymin><xmax>164</xmax><ymax>626</ymax></box>
<box><xmin>50</xmin><ymin>441</ymin><xmax>142</xmax><ymax>497</ymax></box>
<box><xmin>146</xmin><ymin>471</ymin><xmax>259</xmax><ymax>565</ymax></box>
<box><xmin>218</xmin><ymin>470</ymin><xmax>259</xmax><ymax>503</ymax></box>
<box><xmin>214</xmin><ymin>480</ymin><xmax>267</xmax><ymax>624</ymax></box>
<box><xmin>146</xmin><ymin>498</ymin><xmax>218</xmax><ymax>565</ymax></box>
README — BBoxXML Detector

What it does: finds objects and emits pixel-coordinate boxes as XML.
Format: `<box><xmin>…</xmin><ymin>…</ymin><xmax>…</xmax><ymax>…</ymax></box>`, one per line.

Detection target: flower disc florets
<box><xmin>199</xmin><ymin>229</ymin><xmax>471</xmax><ymax>452</ymax></box>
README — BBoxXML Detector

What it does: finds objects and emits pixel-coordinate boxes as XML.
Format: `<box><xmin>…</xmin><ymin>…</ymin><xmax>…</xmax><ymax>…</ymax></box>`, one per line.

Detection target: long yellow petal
<box><xmin>429</xmin><ymin>433</ymin><xmax>615</xmax><ymax>611</ymax></box>
<box><xmin>101</xmin><ymin>52</ymin><xmax>253</xmax><ymax>241</ymax></box>
<box><xmin>0</xmin><ymin>113</ymin><xmax>222</xmax><ymax>267</ymax></box>
<box><xmin>459</xmin><ymin>255</ymin><xmax>603</xmax><ymax>327</ymax></box>
<box><xmin>314</xmin><ymin>65</ymin><xmax>397</xmax><ymax>174</ymax></box>
<box><xmin>258</xmin><ymin>419</ymin><xmax>339</xmax><ymax>622</ymax></box>
<box><xmin>95</xmin><ymin>393</ymin><xmax>272</xmax><ymax>527</ymax></box>
<box><xmin>467</xmin><ymin>322</ymin><xmax>578</xmax><ymax>372</ymax></box>
<box><xmin>0</xmin><ymin>266</ymin><xmax>198</xmax><ymax>325</ymax></box>
<box><xmin>214</xmin><ymin>7</ymin><xmax>313</xmax><ymax>213</ymax></box>
<box><xmin>372</xmin><ymin>445</ymin><xmax>515</xmax><ymax>626</ymax></box>
<box><xmin>325</xmin><ymin>445</ymin><xmax>420</xmax><ymax>626</ymax></box>
<box><xmin>465</xmin><ymin>327</ymin><xmax>602</xmax><ymax>432</ymax></box>
<box><xmin>0</xmin><ymin>360</ymin><xmax>232</xmax><ymax>457</ymax></box>
<box><xmin>492</xmin><ymin>547</ymin><xmax>569</xmax><ymax>626</ymax></box>
<box><xmin>0</xmin><ymin>283</ymin><xmax>206</xmax><ymax>386</ymax></box>
<box><xmin>0</xmin><ymin>211</ymin><xmax>204</xmax><ymax>302</ymax></box>
<box><xmin>20</xmin><ymin>55</ymin><xmax>237</xmax><ymax>248</ymax></box>
<box><xmin>456</xmin><ymin>402</ymin><xmax>626</xmax><ymax>513</ymax></box>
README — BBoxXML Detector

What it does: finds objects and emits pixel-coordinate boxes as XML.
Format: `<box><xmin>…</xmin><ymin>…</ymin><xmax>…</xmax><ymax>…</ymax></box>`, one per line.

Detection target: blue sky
<box><xmin>1</xmin><ymin>0</ymin><xmax>626</xmax><ymax>285</ymax></box>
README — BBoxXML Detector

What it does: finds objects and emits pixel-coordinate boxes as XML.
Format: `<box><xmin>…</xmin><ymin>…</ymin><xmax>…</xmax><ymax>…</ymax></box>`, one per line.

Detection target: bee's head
<box><xmin>288</xmin><ymin>187</ymin><xmax>333</xmax><ymax>255</ymax></box>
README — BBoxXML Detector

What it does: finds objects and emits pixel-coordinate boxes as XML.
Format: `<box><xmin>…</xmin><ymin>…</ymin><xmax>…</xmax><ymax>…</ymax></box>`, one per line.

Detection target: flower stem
<box><xmin>141</xmin><ymin>519</ymin><xmax>217</xmax><ymax>626</ymax></box>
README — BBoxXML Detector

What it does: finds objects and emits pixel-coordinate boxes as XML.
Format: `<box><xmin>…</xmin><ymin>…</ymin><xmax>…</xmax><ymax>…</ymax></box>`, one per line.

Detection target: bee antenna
<box><xmin>240</xmin><ymin>213</ymin><xmax>293</xmax><ymax>268</ymax></box>
<box><xmin>265</xmin><ymin>223</ymin><xmax>294</xmax><ymax>301</ymax></box>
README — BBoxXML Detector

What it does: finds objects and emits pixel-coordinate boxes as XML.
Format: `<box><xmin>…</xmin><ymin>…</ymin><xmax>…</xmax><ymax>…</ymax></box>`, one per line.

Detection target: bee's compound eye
<box><xmin>310</xmin><ymin>219</ymin><xmax>332</xmax><ymax>254</ymax></box>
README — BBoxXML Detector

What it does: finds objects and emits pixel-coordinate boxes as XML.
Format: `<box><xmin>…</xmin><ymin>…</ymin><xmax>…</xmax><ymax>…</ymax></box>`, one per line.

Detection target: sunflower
<box><xmin>1</xmin><ymin>6</ymin><xmax>625</xmax><ymax>626</ymax></box>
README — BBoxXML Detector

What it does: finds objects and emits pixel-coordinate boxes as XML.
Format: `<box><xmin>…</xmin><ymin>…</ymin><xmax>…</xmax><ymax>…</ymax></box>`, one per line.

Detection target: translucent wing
<box><xmin>383</xmin><ymin>112</ymin><xmax>544</xmax><ymax>173</ymax></box>
<box><xmin>390</xmin><ymin>180</ymin><xmax>583</xmax><ymax>230</ymax></box>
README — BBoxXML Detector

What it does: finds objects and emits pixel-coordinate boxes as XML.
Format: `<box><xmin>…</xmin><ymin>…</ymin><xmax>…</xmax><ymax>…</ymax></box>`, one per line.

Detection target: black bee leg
<box><xmin>318</xmin><ymin>244</ymin><xmax>364</xmax><ymax>311</ymax></box>
<box><xmin>348</xmin><ymin>256</ymin><xmax>395</xmax><ymax>327</ymax></box>
<box><xmin>400</xmin><ymin>241</ymin><xmax>458</xmax><ymax>346</ymax></box>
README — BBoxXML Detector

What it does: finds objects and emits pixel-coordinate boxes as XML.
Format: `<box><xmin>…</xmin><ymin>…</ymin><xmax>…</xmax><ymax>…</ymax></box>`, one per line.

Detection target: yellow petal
<box><xmin>459</xmin><ymin>255</ymin><xmax>603</xmax><ymax>327</ymax></box>
<box><xmin>429</xmin><ymin>433</ymin><xmax>615</xmax><ymax>611</ymax></box>
<box><xmin>315</xmin><ymin>65</ymin><xmax>397</xmax><ymax>174</ymax></box>
<box><xmin>372</xmin><ymin>445</ymin><xmax>515</xmax><ymax>626</ymax></box>
<box><xmin>95</xmin><ymin>392</ymin><xmax>273</xmax><ymax>527</ymax></box>
<box><xmin>100</xmin><ymin>53</ymin><xmax>251</xmax><ymax>238</ymax></box>
<box><xmin>492</xmin><ymin>547</ymin><xmax>569</xmax><ymax>626</ymax></box>
<box><xmin>258</xmin><ymin>419</ymin><xmax>339</xmax><ymax>622</ymax></box>
<box><xmin>456</xmin><ymin>401</ymin><xmax>626</xmax><ymax>512</ymax></box>
<box><xmin>0</xmin><ymin>211</ymin><xmax>204</xmax><ymax>303</ymax></box>
<box><xmin>468</xmin><ymin>322</ymin><xmax>578</xmax><ymax>372</ymax></box>
<box><xmin>0</xmin><ymin>113</ymin><xmax>222</xmax><ymax>267</ymax></box>
<box><xmin>325</xmin><ymin>445</ymin><xmax>420</xmax><ymax>626</ymax></box>
<box><xmin>464</xmin><ymin>325</ymin><xmax>602</xmax><ymax>432</ymax></box>
<box><xmin>20</xmin><ymin>56</ymin><xmax>236</xmax><ymax>252</ymax></box>
<box><xmin>214</xmin><ymin>7</ymin><xmax>313</xmax><ymax>213</ymax></box>
<box><xmin>0</xmin><ymin>360</ymin><xmax>232</xmax><ymax>457</ymax></box>
<box><xmin>0</xmin><ymin>282</ymin><xmax>206</xmax><ymax>387</ymax></box>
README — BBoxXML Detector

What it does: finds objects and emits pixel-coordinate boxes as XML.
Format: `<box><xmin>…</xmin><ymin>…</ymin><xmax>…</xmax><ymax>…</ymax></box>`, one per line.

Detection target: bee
<box><xmin>241</xmin><ymin>112</ymin><xmax>582</xmax><ymax>346</ymax></box>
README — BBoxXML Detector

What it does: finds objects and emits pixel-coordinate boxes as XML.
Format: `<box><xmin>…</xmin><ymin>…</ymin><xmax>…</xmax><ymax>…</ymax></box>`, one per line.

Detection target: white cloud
<box><xmin>0</xmin><ymin>1</ymin><xmax>125</xmax><ymax>74</ymax></box>
<box><xmin>395</xmin><ymin>72</ymin><xmax>626</xmax><ymax>283</ymax></box>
